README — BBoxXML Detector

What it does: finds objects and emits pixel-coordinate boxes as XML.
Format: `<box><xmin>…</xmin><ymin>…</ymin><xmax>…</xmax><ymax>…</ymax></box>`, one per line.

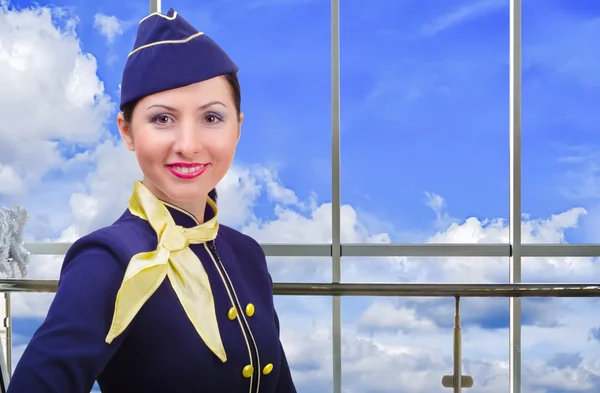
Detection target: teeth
<box><xmin>173</xmin><ymin>165</ymin><xmax>203</xmax><ymax>173</ymax></box>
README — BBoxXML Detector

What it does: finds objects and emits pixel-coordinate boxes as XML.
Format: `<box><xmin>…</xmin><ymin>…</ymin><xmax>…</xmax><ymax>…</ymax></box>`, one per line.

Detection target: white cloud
<box><xmin>4</xmin><ymin>3</ymin><xmax>600</xmax><ymax>393</ymax></box>
<box><xmin>358</xmin><ymin>301</ymin><xmax>438</xmax><ymax>334</ymax></box>
<box><xmin>0</xmin><ymin>3</ymin><xmax>113</xmax><ymax>197</ymax></box>
<box><xmin>93</xmin><ymin>13</ymin><xmax>123</xmax><ymax>44</ymax></box>
<box><xmin>425</xmin><ymin>191</ymin><xmax>458</xmax><ymax>230</ymax></box>
<box><xmin>257</xmin><ymin>166</ymin><xmax>302</xmax><ymax>206</ymax></box>
<box><xmin>0</xmin><ymin>164</ymin><xmax>24</xmax><ymax>195</ymax></box>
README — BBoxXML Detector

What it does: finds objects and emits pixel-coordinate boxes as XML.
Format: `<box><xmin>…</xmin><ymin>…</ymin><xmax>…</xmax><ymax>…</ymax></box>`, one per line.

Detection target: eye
<box><xmin>152</xmin><ymin>114</ymin><xmax>173</xmax><ymax>125</ymax></box>
<box><xmin>204</xmin><ymin>113</ymin><xmax>223</xmax><ymax>124</ymax></box>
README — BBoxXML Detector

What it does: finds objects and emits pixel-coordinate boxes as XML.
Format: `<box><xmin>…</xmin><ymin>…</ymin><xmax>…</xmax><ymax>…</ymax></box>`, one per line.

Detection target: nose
<box><xmin>173</xmin><ymin>119</ymin><xmax>204</xmax><ymax>158</ymax></box>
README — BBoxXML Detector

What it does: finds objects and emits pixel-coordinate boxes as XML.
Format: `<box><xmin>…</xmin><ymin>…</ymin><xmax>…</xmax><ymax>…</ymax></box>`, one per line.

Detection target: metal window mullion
<box><xmin>330</xmin><ymin>0</ymin><xmax>342</xmax><ymax>391</ymax></box>
<box><xmin>24</xmin><ymin>242</ymin><xmax>600</xmax><ymax>257</ymax></box>
<box><xmin>509</xmin><ymin>1</ymin><xmax>523</xmax><ymax>393</ymax></box>
<box><xmin>150</xmin><ymin>0</ymin><xmax>161</xmax><ymax>14</ymax></box>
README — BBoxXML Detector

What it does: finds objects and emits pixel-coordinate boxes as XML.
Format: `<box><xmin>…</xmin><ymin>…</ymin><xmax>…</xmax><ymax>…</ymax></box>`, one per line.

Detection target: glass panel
<box><xmin>522</xmin><ymin>257</ymin><xmax>599</xmax><ymax>390</ymax></box>
<box><xmin>522</xmin><ymin>1</ymin><xmax>600</xmax><ymax>243</ymax></box>
<box><xmin>342</xmin><ymin>257</ymin><xmax>509</xmax><ymax>392</ymax></box>
<box><xmin>268</xmin><ymin>257</ymin><xmax>331</xmax><ymax>283</ymax></box>
<box><xmin>342</xmin><ymin>257</ymin><xmax>509</xmax><ymax>283</ymax></box>
<box><xmin>12</xmin><ymin>293</ymin><xmax>52</xmax><ymax>370</ymax></box>
<box><xmin>275</xmin><ymin>296</ymin><xmax>332</xmax><ymax>393</ymax></box>
<box><xmin>342</xmin><ymin>295</ymin><xmax>508</xmax><ymax>392</ymax></box>
<box><xmin>340</xmin><ymin>0</ymin><xmax>509</xmax><ymax>244</ymax></box>
<box><xmin>21</xmin><ymin>255</ymin><xmax>63</xmax><ymax>281</ymax></box>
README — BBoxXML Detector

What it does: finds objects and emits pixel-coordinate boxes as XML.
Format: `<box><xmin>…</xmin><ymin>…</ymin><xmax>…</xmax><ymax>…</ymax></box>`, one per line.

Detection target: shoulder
<box><xmin>61</xmin><ymin>210</ymin><xmax>154</xmax><ymax>276</ymax></box>
<box><xmin>217</xmin><ymin>224</ymin><xmax>264</xmax><ymax>255</ymax></box>
<box><xmin>216</xmin><ymin>224</ymin><xmax>269</xmax><ymax>270</ymax></box>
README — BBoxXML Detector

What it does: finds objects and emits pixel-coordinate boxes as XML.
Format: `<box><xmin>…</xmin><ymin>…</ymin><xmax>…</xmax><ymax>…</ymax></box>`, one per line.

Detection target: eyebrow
<box><xmin>146</xmin><ymin>101</ymin><xmax>227</xmax><ymax>111</ymax></box>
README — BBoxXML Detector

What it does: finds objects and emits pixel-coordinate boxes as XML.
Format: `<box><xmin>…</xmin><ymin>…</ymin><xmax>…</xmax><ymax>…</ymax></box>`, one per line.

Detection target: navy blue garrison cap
<box><xmin>120</xmin><ymin>8</ymin><xmax>238</xmax><ymax>110</ymax></box>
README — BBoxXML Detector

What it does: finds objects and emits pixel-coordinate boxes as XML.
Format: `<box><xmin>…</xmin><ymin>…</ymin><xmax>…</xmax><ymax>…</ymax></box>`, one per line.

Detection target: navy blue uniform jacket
<box><xmin>8</xmin><ymin>203</ymin><xmax>297</xmax><ymax>393</ymax></box>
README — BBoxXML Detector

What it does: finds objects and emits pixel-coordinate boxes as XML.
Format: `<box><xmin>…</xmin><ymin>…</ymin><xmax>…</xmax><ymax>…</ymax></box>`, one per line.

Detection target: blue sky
<box><xmin>3</xmin><ymin>0</ymin><xmax>600</xmax><ymax>392</ymax></box>
<box><xmin>9</xmin><ymin>0</ymin><xmax>600</xmax><ymax>240</ymax></box>
<box><xmin>5</xmin><ymin>0</ymin><xmax>599</xmax><ymax>239</ymax></box>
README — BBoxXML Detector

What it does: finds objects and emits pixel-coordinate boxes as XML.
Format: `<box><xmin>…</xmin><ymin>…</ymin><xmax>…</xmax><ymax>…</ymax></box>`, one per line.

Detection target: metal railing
<box><xmin>3</xmin><ymin>274</ymin><xmax>600</xmax><ymax>393</ymax></box>
<box><xmin>4</xmin><ymin>278</ymin><xmax>600</xmax><ymax>298</ymax></box>
<box><xmin>4</xmin><ymin>241</ymin><xmax>600</xmax><ymax>393</ymax></box>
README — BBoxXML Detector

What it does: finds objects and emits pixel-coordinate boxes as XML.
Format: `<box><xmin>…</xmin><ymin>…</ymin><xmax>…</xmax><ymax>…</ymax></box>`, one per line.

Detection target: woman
<box><xmin>8</xmin><ymin>8</ymin><xmax>297</xmax><ymax>393</ymax></box>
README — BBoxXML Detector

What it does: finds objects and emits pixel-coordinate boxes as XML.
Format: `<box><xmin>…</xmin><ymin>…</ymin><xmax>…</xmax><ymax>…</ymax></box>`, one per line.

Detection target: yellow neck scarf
<box><xmin>105</xmin><ymin>181</ymin><xmax>227</xmax><ymax>362</ymax></box>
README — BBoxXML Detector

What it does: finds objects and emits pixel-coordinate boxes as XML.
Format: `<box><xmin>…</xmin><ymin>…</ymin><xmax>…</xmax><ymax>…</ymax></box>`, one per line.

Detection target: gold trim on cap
<box><xmin>139</xmin><ymin>11</ymin><xmax>178</xmax><ymax>25</ymax></box>
<box><xmin>127</xmin><ymin>31</ymin><xmax>205</xmax><ymax>58</ymax></box>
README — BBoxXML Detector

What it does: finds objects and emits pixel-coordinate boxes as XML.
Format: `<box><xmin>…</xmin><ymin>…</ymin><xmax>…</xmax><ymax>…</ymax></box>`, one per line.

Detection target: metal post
<box><xmin>0</xmin><ymin>335</ymin><xmax>7</xmax><ymax>393</ymax></box>
<box><xmin>453</xmin><ymin>297</ymin><xmax>462</xmax><ymax>393</ymax></box>
<box><xmin>4</xmin><ymin>294</ymin><xmax>10</xmax><ymax>379</ymax></box>
<box><xmin>150</xmin><ymin>0</ymin><xmax>161</xmax><ymax>14</ymax></box>
<box><xmin>0</xmin><ymin>293</ymin><xmax>7</xmax><ymax>392</ymax></box>
<box><xmin>442</xmin><ymin>297</ymin><xmax>473</xmax><ymax>392</ymax></box>
<box><xmin>509</xmin><ymin>1</ymin><xmax>523</xmax><ymax>393</ymax></box>
<box><xmin>330</xmin><ymin>0</ymin><xmax>342</xmax><ymax>391</ymax></box>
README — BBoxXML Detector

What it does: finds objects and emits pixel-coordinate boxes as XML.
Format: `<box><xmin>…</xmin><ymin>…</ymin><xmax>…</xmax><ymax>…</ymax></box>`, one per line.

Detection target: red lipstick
<box><xmin>166</xmin><ymin>162</ymin><xmax>210</xmax><ymax>179</ymax></box>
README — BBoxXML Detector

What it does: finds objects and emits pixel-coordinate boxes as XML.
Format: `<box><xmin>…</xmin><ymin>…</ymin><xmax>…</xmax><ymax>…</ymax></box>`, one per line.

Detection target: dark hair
<box><xmin>121</xmin><ymin>72</ymin><xmax>242</xmax><ymax>204</ymax></box>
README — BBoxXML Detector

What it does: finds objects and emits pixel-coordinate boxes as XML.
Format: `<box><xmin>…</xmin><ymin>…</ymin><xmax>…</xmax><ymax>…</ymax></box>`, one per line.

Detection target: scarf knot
<box><xmin>159</xmin><ymin>223</ymin><xmax>190</xmax><ymax>252</ymax></box>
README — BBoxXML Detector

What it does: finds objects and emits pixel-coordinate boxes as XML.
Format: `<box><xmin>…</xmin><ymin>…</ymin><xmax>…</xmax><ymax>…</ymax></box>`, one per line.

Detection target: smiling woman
<box><xmin>7</xmin><ymin>7</ymin><xmax>296</xmax><ymax>393</ymax></box>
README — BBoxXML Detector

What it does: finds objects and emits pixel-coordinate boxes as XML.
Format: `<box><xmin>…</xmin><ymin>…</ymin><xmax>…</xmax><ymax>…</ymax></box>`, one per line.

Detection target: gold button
<box><xmin>228</xmin><ymin>307</ymin><xmax>237</xmax><ymax>320</ymax></box>
<box><xmin>263</xmin><ymin>363</ymin><xmax>273</xmax><ymax>375</ymax></box>
<box><xmin>242</xmin><ymin>364</ymin><xmax>254</xmax><ymax>378</ymax></box>
<box><xmin>246</xmin><ymin>303</ymin><xmax>255</xmax><ymax>317</ymax></box>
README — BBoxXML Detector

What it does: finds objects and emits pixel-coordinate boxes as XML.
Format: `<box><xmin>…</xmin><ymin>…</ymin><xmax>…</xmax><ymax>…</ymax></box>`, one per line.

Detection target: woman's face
<box><xmin>117</xmin><ymin>76</ymin><xmax>243</xmax><ymax>216</ymax></box>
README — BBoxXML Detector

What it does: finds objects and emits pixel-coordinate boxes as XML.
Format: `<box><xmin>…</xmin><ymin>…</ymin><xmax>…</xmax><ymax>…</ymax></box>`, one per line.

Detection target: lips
<box><xmin>166</xmin><ymin>162</ymin><xmax>210</xmax><ymax>179</ymax></box>
<box><xmin>170</xmin><ymin>164</ymin><xmax>204</xmax><ymax>173</ymax></box>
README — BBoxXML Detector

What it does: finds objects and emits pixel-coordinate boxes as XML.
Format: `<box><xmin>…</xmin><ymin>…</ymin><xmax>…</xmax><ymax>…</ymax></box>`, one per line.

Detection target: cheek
<box><xmin>209</xmin><ymin>129</ymin><xmax>239</xmax><ymax>161</ymax></box>
<box><xmin>133</xmin><ymin>131</ymin><xmax>169</xmax><ymax>166</ymax></box>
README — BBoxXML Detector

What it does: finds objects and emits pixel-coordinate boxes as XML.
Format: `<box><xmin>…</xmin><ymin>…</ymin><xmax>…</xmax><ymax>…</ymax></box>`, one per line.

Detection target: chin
<box><xmin>163</xmin><ymin>180</ymin><xmax>209</xmax><ymax>201</ymax></box>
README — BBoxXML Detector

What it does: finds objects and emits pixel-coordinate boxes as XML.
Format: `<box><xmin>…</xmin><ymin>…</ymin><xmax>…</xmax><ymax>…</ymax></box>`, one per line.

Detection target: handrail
<box><xmin>274</xmin><ymin>283</ymin><xmax>600</xmax><ymax>297</ymax></box>
<box><xmin>2</xmin><ymin>279</ymin><xmax>600</xmax><ymax>297</ymax></box>
<box><xmin>3</xmin><ymin>278</ymin><xmax>600</xmax><ymax>393</ymax></box>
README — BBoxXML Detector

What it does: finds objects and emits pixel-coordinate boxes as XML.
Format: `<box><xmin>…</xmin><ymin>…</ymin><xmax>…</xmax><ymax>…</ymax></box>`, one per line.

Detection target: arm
<box><xmin>8</xmin><ymin>239</ymin><xmax>130</xmax><ymax>393</ymax></box>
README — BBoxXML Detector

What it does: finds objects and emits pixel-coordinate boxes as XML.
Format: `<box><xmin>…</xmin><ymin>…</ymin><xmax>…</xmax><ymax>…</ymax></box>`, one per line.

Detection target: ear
<box><xmin>237</xmin><ymin>112</ymin><xmax>244</xmax><ymax>142</ymax></box>
<box><xmin>117</xmin><ymin>112</ymin><xmax>135</xmax><ymax>151</ymax></box>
